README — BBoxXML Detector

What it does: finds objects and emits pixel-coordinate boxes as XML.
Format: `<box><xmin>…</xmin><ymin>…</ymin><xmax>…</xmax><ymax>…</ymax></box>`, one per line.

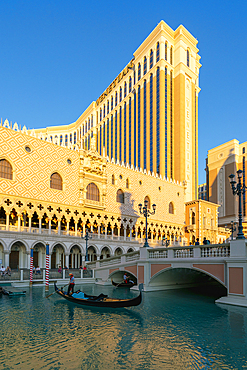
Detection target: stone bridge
<box><xmin>88</xmin><ymin>240</ymin><xmax>247</xmax><ymax>307</ymax></box>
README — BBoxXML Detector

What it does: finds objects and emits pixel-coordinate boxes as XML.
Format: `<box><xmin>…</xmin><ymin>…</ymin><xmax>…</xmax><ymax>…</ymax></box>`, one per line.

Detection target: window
<box><xmin>0</xmin><ymin>159</ymin><xmax>12</xmax><ymax>180</ymax></box>
<box><xmin>126</xmin><ymin>178</ymin><xmax>129</xmax><ymax>189</ymax></box>
<box><xmin>116</xmin><ymin>189</ymin><xmax>124</xmax><ymax>203</ymax></box>
<box><xmin>143</xmin><ymin>56</ymin><xmax>147</xmax><ymax>75</ymax></box>
<box><xmin>165</xmin><ymin>42</ymin><xmax>167</xmax><ymax>61</ymax></box>
<box><xmin>112</xmin><ymin>174</ymin><xmax>115</xmax><ymax>185</ymax></box>
<box><xmin>170</xmin><ymin>46</ymin><xmax>173</xmax><ymax>65</ymax></box>
<box><xmin>243</xmin><ymin>147</ymin><xmax>245</xmax><ymax>154</ymax></box>
<box><xmin>156</xmin><ymin>42</ymin><xmax>160</xmax><ymax>62</ymax></box>
<box><xmin>187</xmin><ymin>49</ymin><xmax>190</xmax><ymax>67</ymax></box>
<box><xmin>100</xmin><ymin>109</ymin><xmax>102</xmax><ymax>121</ymax></box>
<box><xmin>70</xmin><ymin>133</ymin><xmax>72</xmax><ymax>143</ymax></box>
<box><xmin>138</xmin><ymin>63</ymin><xmax>141</xmax><ymax>81</ymax></box>
<box><xmin>103</xmin><ymin>104</ymin><xmax>106</xmax><ymax>118</ymax></box>
<box><xmin>111</xmin><ymin>96</ymin><xmax>113</xmax><ymax>110</ymax></box>
<box><xmin>86</xmin><ymin>183</ymin><xmax>100</xmax><ymax>201</ymax></box>
<box><xmin>144</xmin><ymin>196</ymin><xmax>150</xmax><ymax>209</ymax></box>
<box><xmin>74</xmin><ymin>132</ymin><xmax>76</xmax><ymax>144</ymax></box>
<box><xmin>107</xmin><ymin>100</ymin><xmax>109</xmax><ymax>114</ymax></box>
<box><xmin>60</xmin><ymin>135</ymin><xmax>63</xmax><ymax>145</ymax></box>
<box><xmin>124</xmin><ymin>82</ymin><xmax>127</xmax><ymax>98</ymax></box>
<box><xmin>115</xmin><ymin>92</ymin><xmax>118</xmax><ymax>107</ymax></box>
<box><xmin>150</xmin><ymin>49</ymin><xmax>153</xmax><ymax>69</ymax></box>
<box><xmin>192</xmin><ymin>212</ymin><xmax>195</xmax><ymax>225</ymax></box>
<box><xmin>119</xmin><ymin>87</ymin><xmax>122</xmax><ymax>102</ymax></box>
<box><xmin>129</xmin><ymin>76</ymin><xmax>132</xmax><ymax>93</ymax></box>
<box><xmin>169</xmin><ymin>202</ymin><xmax>174</xmax><ymax>214</ymax></box>
<box><xmin>65</xmin><ymin>135</ymin><xmax>68</xmax><ymax>146</ymax></box>
<box><xmin>50</xmin><ymin>173</ymin><xmax>62</xmax><ymax>190</ymax></box>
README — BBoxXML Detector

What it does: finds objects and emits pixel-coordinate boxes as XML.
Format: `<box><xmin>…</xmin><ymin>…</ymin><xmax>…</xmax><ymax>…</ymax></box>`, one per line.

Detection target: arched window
<box><xmin>74</xmin><ymin>132</ymin><xmax>76</xmax><ymax>144</ymax></box>
<box><xmin>126</xmin><ymin>178</ymin><xmax>129</xmax><ymax>189</ymax></box>
<box><xmin>138</xmin><ymin>63</ymin><xmax>141</xmax><ymax>81</ymax></box>
<box><xmin>144</xmin><ymin>196</ymin><xmax>150</xmax><ymax>209</ymax></box>
<box><xmin>50</xmin><ymin>172</ymin><xmax>62</xmax><ymax>190</ymax></box>
<box><xmin>65</xmin><ymin>135</ymin><xmax>68</xmax><ymax>146</ymax></box>
<box><xmin>124</xmin><ymin>82</ymin><xmax>127</xmax><ymax>97</ymax></box>
<box><xmin>112</xmin><ymin>174</ymin><xmax>115</xmax><ymax>185</ymax></box>
<box><xmin>70</xmin><ymin>133</ymin><xmax>72</xmax><ymax>143</ymax></box>
<box><xmin>129</xmin><ymin>76</ymin><xmax>132</xmax><ymax>93</ymax></box>
<box><xmin>119</xmin><ymin>87</ymin><xmax>122</xmax><ymax>102</ymax></box>
<box><xmin>100</xmin><ymin>108</ymin><xmax>102</xmax><ymax>121</ymax></box>
<box><xmin>169</xmin><ymin>202</ymin><xmax>174</xmax><ymax>214</ymax></box>
<box><xmin>0</xmin><ymin>159</ymin><xmax>12</xmax><ymax>180</ymax></box>
<box><xmin>103</xmin><ymin>104</ymin><xmax>106</xmax><ymax>118</ymax></box>
<box><xmin>111</xmin><ymin>96</ymin><xmax>113</xmax><ymax>110</ymax></box>
<box><xmin>165</xmin><ymin>42</ymin><xmax>167</xmax><ymax>61</ymax></box>
<box><xmin>115</xmin><ymin>91</ymin><xmax>118</xmax><ymax>107</ymax></box>
<box><xmin>170</xmin><ymin>46</ymin><xmax>173</xmax><ymax>65</ymax></box>
<box><xmin>156</xmin><ymin>42</ymin><xmax>160</xmax><ymax>62</ymax></box>
<box><xmin>116</xmin><ymin>189</ymin><xmax>124</xmax><ymax>203</ymax></box>
<box><xmin>107</xmin><ymin>100</ymin><xmax>109</xmax><ymax>114</ymax></box>
<box><xmin>60</xmin><ymin>135</ymin><xmax>63</xmax><ymax>145</ymax></box>
<box><xmin>143</xmin><ymin>56</ymin><xmax>147</xmax><ymax>75</ymax></box>
<box><xmin>86</xmin><ymin>183</ymin><xmax>100</xmax><ymax>201</ymax></box>
<box><xmin>192</xmin><ymin>212</ymin><xmax>195</xmax><ymax>225</ymax></box>
<box><xmin>187</xmin><ymin>49</ymin><xmax>190</xmax><ymax>67</ymax></box>
<box><xmin>150</xmin><ymin>49</ymin><xmax>153</xmax><ymax>69</ymax></box>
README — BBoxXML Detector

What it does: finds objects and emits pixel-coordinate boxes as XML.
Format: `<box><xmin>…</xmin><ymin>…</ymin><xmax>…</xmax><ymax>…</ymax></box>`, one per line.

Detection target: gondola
<box><xmin>111</xmin><ymin>279</ymin><xmax>136</xmax><ymax>288</ymax></box>
<box><xmin>54</xmin><ymin>282</ymin><xmax>142</xmax><ymax>308</ymax></box>
<box><xmin>1</xmin><ymin>287</ymin><xmax>26</xmax><ymax>296</ymax></box>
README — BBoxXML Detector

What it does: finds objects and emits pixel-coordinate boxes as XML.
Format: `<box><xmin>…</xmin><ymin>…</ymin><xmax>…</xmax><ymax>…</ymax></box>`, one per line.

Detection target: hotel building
<box><xmin>1</xmin><ymin>20</ymin><xmax>228</xmax><ymax>280</ymax></box>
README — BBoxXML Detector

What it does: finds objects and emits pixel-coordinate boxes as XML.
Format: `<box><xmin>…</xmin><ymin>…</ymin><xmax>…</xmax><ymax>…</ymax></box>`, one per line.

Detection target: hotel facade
<box><xmin>1</xmin><ymin>21</ymin><xmax>226</xmax><ymax>279</ymax></box>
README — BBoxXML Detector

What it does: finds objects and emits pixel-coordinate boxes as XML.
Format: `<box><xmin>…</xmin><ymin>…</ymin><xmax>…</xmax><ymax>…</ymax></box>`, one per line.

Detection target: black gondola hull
<box><xmin>111</xmin><ymin>280</ymin><xmax>136</xmax><ymax>288</ymax></box>
<box><xmin>54</xmin><ymin>283</ymin><xmax>142</xmax><ymax>308</ymax></box>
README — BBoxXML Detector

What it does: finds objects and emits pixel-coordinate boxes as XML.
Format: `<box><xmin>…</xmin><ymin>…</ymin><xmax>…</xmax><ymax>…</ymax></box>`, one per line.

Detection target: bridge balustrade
<box><xmin>126</xmin><ymin>252</ymin><xmax>140</xmax><ymax>261</ymax></box>
<box><xmin>149</xmin><ymin>250</ymin><xmax>168</xmax><ymax>258</ymax></box>
<box><xmin>200</xmin><ymin>244</ymin><xmax>230</xmax><ymax>258</ymax></box>
<box><xmin>174</xmin><ymin>248</ymin><xmax>194</xmax><ymax>258</ymax></box>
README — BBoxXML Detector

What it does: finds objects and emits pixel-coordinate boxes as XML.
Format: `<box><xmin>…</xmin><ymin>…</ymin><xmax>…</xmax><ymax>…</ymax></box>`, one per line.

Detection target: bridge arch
<box><xmin>149</xmin><ymin>266</ymin><xmax>226</xmax><ymax>289</ymax></box>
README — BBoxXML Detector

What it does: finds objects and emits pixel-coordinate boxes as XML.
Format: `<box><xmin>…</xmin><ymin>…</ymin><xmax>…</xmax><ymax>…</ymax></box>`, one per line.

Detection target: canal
<box><xmin>0</xmin><ymin>284</ymin><xmax>246</xmax><ymax>369</ymax></box>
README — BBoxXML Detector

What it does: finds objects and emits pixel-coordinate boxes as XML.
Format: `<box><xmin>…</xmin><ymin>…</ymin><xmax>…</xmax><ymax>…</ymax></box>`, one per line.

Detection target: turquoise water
<box><xmin>0</xmin><ymin>284</ymin><xmax>247</xmax><ymax>369</ymax></box>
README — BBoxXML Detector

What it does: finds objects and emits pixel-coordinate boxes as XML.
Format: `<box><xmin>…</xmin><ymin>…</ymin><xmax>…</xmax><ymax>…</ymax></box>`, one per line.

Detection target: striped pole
<box><xmin>45</xmin><ymin>243</ymin><xmax>49</xmax><ymax>291</ymax></box>
<box><xmin>29</xmin><ymin>248</ymin><xmax>33</xmax><ymax>287</ymax></box>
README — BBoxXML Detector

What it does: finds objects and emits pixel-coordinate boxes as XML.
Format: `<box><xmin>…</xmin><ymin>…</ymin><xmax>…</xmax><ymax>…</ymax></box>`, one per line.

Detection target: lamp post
<box><xmin>225</xmin><ymin>221</ymin><xmax>237</xmax><ymax>240</ymax></box>
<box><xmin>138</xmin><ymin>200</ymin><xmax>156</xmax><ymax>247</ymax></box>
<box><xmin>229</xmin><ymin>169</ymin><xmax>245</xmax><ymax>239</ymax></box>
<box><xmin>81</xmin><ymin>228</ymin><xmax>92</xmax><ymax>262</ymax></box>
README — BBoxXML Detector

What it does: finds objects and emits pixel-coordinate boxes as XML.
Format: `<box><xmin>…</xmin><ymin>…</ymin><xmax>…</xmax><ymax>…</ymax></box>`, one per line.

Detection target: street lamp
<box><xmin>225</xmin><ymin>221</ymin><xmax>237</xmax><ymax>240</ymax></box>
<box><xmin>81</xmin><ymin>227</ymin><xmax>92</xmax><ymax>262</ymax></box>
<box><xmin>138</xmin><ymin>200</ymin><xmax>156</xmax><ymax>247</ymax></box>
<box><xmin>229</xmin><ymin>169</ymin><xmax>246</xmax><ymax>239</ymax></box>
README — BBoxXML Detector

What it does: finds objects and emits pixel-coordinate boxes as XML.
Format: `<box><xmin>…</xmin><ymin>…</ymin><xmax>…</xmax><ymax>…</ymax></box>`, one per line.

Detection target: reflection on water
<box><xmin>0</xmin><ymin>284</ymin><xmax>247</xmax><ymax>369</ymax></box>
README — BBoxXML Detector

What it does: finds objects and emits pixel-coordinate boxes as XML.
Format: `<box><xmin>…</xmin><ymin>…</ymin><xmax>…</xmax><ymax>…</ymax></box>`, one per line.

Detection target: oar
<box><xmin>45</xmin><ymin>284</ymin><xmax>68</xmax><ymax>298</ymax></box>
<box><xmin>115</xmin><ymin>280</ymin><xmax>125</xmax><ymax>288</ymax></box>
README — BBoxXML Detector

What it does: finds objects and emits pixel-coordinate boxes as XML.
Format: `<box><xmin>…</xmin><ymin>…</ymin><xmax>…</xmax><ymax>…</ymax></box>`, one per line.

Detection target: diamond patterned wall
<box><xmin>0</xmin><ymin>127</ymin><xmax>80</xmax><ymax>206</ymax></box>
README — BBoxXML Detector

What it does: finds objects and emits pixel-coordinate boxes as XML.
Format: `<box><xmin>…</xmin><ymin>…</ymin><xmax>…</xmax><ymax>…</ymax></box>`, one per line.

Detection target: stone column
<box><xmin>65</xmin><ymin>254</ymin><xmax>69</xmax><ymax>269</ymax></box>
<box><xmin>58</xmin><ymin>220</ymin><xmax>61</xmax><ymax>235</ymax></box>
<box><xmin>4</xmin><ymin>251</ymin><xmax>10</xmax><ymax>268</ymax></box>
<box><xmin>67</xmin><ymin>221</ymin><xmax>70</xmax><ymax>235</ymax></box>
<box><xmin>48</xmin><ymin>219</ymin><xmax>51</xmax><ymax>235</ymax></box>
<box><xmin>39</xmin><ymin>217</ymin><xmax>42</xmax><ymax>234</ymax></box>
<box><xmin>105</xmin><ymin>225</ymin><xmax>107</xmax><ymax>239</ymax></box>
<box><xmin>6</xmin><ymin>213</ymin><xmax>9</xmax><ymax>231</ymax></box>
<box><xmin>17</xmin><ymin>214</ymin><xmax>21</xmax><ymax>232</ymax></box>
<box><xmin>124</xmin><ymin>226</ymin><xmax>127</xmax><ymax>241</ymax></box>
<box><xmin>98</xmin><ymin>225</ymin><xmax>100</xmax><ymax>239</ymax></box>
<box><xmin>28</xmin><ymin>216</ymin><xmax>31</xmax><ymax>233</ymax></box>
<box><xmin>75</xmin><ymin>221</ymin><xmax>78</xmax><ymax>236</ymax></box>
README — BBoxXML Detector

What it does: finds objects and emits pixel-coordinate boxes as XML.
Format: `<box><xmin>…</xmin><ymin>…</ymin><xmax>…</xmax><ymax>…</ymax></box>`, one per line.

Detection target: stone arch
<box><xmin>88</xmin><ymin>245</ymin><xmax>97</xmax><ymax>261</ymax></box>
<box><xmin>114</xmin><ymin>247</ymin><xmax>123</xmax><ymax>256</ymax></box>
<box><xmin>9</xmin><ymin>241</ymin><xmax>28</xmax><ymax>269</ymax></box>
<box><xmin>100</xmin><ymin>246</ymin><xmax>111</xmax><ymax>259</ymax></box>
<box><xmin>69</xmin><ymin>244</ymin><xmax>82</xmax><ymax>269</ymax></box>
<box><xmin>50</xmin><ymin>243</ymin><xmax>66</xmax><ymax>269</ymax></box>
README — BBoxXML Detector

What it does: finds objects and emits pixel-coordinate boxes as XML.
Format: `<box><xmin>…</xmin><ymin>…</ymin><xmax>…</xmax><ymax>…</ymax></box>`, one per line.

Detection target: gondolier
<box><xmin>68</xmin><ymin>273</ymin><xmax>75</xmax><ymax>295</ymax></box>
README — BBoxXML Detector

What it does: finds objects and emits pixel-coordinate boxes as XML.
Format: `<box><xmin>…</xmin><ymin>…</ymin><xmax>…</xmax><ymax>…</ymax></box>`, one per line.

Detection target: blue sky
<box><xmin>1</xmin><ymin>0</ymin><xmax>247</xmax><ymax>184</ymax></box>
